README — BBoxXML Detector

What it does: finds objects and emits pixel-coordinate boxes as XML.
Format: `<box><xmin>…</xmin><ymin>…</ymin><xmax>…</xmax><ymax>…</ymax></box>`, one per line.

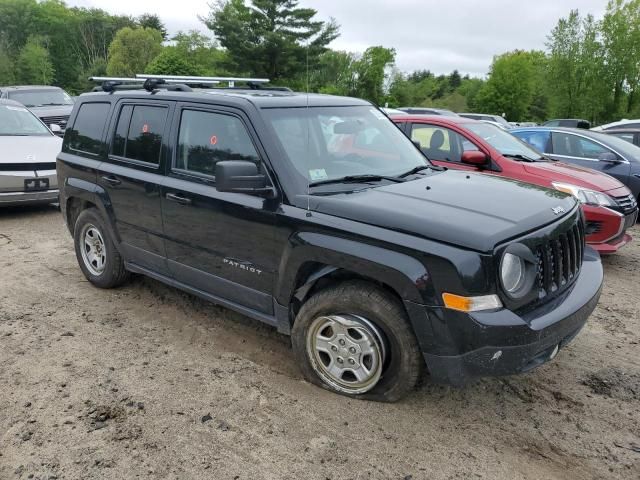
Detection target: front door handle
<box><xmin>166</xmin><ymin>193</ymin><xmax>192</xmax><ymax>205</ymax></box>
<box><xmin>101</xmin><ymin>175</ymin><xmax>122</xmax><ymax>186</ymax></box>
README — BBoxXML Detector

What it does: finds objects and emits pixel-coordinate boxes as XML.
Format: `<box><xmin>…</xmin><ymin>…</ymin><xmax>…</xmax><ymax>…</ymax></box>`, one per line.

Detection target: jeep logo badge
<box><xmin>552</xmin><ymin>206</ymin><xmax>566</xmax><ymax>215</ymax></box>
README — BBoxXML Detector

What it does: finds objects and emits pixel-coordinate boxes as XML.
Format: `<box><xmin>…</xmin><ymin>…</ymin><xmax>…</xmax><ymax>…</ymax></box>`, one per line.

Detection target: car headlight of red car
<box><xmin>551</xmin><ymin>182</ymin><xmax>616</xmax><ymax>207</ymax></box>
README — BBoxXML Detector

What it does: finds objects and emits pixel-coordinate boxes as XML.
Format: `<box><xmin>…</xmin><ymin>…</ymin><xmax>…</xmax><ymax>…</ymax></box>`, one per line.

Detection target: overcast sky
<box><xmin>68</xmin><ymin>0</ymin><xmax>608</xmax><ymax>77</ymax></box>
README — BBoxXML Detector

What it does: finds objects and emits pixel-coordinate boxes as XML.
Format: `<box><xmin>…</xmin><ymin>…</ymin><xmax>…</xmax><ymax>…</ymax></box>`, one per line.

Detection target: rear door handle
<box><xmin>166</xmin><ymin>193</ymin><xmax>192</xmax><ymax>205</ymax></box>
<box><xmin>101</xmin><ymin>175</ymin><xmax>122</xmax><ymax>186</ymax></box>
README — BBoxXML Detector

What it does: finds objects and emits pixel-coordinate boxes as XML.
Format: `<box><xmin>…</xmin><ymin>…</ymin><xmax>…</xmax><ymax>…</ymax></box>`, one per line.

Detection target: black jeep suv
<box><xmin>57</xmin><ymin>79</ymin><xmax>603</xmax><ymax>401</ymax></box>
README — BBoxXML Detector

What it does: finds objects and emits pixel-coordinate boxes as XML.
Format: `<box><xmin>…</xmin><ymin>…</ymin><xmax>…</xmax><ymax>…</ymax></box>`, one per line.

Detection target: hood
<box><xmin>0</xmin><ymin>136</ymin><xmax>62</xmax><ymax>165</ymax></box>
<box><xmin>309</xmin><ymin>170</ymin><xmax>578</xmax><ymax>252</ymax></box>
<box><xmin>521</xmin><ymin>160</ymin><xmax>624</xmax><ymax>192</ymax></box>
<box><xmin>28</xmin><ymin>105</ymin><xmax>73</xmax><ymax>118</ymax></box>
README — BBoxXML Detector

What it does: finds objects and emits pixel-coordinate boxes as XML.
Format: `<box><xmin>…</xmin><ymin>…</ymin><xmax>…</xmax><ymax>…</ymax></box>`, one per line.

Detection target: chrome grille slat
<box><xmin>535</xmin><ymin>218</ymin><xmax>585</xmax><ymax>299</ymax></box>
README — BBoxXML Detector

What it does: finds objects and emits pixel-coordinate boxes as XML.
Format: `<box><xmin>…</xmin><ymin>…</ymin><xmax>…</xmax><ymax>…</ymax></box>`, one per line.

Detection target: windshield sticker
<box><xmin>309</xmin><ymin>169</ymin><xmax>328</xmax><ymax>181</ymax></box>
<box><xmin>5</xmin><ymin>106</ymin><xmax>28</xmax><ymax>112</ymax></box>
<box><xmin>370</xmin><ymin>108</ymin><xmax>386</xmax><ymax>120</ymax></box>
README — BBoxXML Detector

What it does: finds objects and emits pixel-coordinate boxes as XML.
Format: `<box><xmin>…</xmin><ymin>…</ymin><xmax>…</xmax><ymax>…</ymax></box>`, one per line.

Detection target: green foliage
<box><xmin>16</xmin><ymin>36</ymin><xmax>54</xmax><ymax>85</ymax></box>
<box><xmin>474</xmin><ymin>50</ymin><xmax>542</xmax><ymax>121</ymax></box>
<box><xmin>353</xmin><ymin>46</ymin><xmax>396</xmax><ymax>105</ymax></box>
<box><xmin>137</xmin><ymin>13</ymin><xmax>168</xmax><ymax>40</ymax></box>
<box><xmin>106</xmin><ymin>27</ymin><xmax>163</xmax><ymax>77</ymax></box>
<box><xmin>0</xmin><ymin>45</ymin><xmax>16</xmax><ymax>85</ymax></box>
<box><xmin>204</xmin><ymin>0</ymin><xmax>339</xmax><ymax>81</ymax></box>
<box><xmin>171</xmin><ymin>31</ymin><xmax>229</xmax><ymax>75</ymax></box>
<box><xmin>146</xmin><ymin>48</ymin><xmax>204</xmax><ymax>76</ymax></box>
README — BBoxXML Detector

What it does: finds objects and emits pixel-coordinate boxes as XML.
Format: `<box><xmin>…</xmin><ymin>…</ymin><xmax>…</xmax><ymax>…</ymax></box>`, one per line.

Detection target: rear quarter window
<box><xmin>65</xmin><ymin>102</ymin><xmax>110</xmax><ymax>156</ymax></box>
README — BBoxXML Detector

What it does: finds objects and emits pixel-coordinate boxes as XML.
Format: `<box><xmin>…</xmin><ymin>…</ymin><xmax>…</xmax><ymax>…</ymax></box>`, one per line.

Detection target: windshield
<box><xmin>8</xmin><ymin>89</ymin><xmax>74</xmax><ymax>108</ymax></box>
<box><xmin>465</xmin><ymin>122</ymin><xmax>544</xmax><ymax>160</ymax></box>
<box><xmin>0</xmin><ymin>104</ymin><xmax>51</xmax><ymax>136</ymax></box>
<box><xmin>264</xmin><ymin>106</ymin><xmax>429</xmax><ymax>188</ymax></box>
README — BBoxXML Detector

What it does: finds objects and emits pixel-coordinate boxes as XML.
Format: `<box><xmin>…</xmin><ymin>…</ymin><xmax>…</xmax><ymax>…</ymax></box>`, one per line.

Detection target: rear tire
<box><xmin>73</xmin><ymin>208</ymin><xmax>129</xmax><ymax>288</ymax></box>
<box><xmin>292</xmin><ymin>281</ymin><xmax>423</xmax><ymax>402</ymax></box>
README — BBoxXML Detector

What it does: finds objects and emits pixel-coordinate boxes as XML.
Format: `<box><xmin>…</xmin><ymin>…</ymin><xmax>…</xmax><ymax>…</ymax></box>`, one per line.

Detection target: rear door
<box><xmin>160</xmin><ymin>103</ymin><xmax>278</xmax><ymax>317</ymax></box>
<box><xmin>549</xmin><ymin>131</ymin><xmax>631</xmax><ymax>186</ymax></box>
<box><xmin>98</xmin><ymin>100</ymin><xmax>173</xmax><ymax>275</ymax></box>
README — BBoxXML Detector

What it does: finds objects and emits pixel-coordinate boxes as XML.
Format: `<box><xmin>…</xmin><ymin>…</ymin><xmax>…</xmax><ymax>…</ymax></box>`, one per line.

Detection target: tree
<box><xmin>146</xmin><ymin>48</ymin><xmax>204</xmax><ymax>76</ymax></box>
<box><xmin>203</xmin><ymin>0</ymin><xmax>339</xmax><ymax>82</ymax></box>
<box><xmin>137</xmin><ymin>13</ymin><xmax>168</xmax><ymax>40</ymax></box>
<box><xmin>475</xmin><ymin>50</ymin><xmax>544</xmax><ymax>121</ymax></box>
<box><xmin>172</xmin><ymin>30</ymin><xmax>229</xmax><ymax>75</ymax></box>
<box><xmin>16</xmin><ymin>35</ymin><xmax>54</xmax><ymax>84</ymax></box>
<box><xmin>311</xmin><ymin>50</ymin><xmax>357</xmax><ymax>95</ymax></box>
<box><xmin>0</xmin><ymin>45</ymin><xmax>15</xmax><ymax>85</ymax></box>
<box><xmin>354</xmin><ymin>46</ymin><xmax>395</xmax><ymax>105</ymax></box>
<box><xmin>106</xmin><ymin>27</ymin><xmax>163</xmax><ymax>77</ymax></box>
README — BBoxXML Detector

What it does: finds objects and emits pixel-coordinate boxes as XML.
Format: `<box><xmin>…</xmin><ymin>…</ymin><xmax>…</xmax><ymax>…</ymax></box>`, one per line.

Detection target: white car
<box><xmin>0</xmin><ymin>99</ymin><xmax>62</xmax><ymax>206</ymax></box>
<box><xmin>592</xmin><ymin>119</ymin><xmax>640</xmax><ymax>131</ymax></box>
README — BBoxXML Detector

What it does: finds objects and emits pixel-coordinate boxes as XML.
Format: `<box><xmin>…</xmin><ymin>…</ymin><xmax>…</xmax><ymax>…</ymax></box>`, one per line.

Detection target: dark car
<box><xmin>543</xmin><ymin>119</ymin><xmax>591</xmax><ymax>129</ymax></box>
<box><xmin>0</xmin><ymin>85</ymin><xmax>74</xmax><ymax>136</ymax></box>
<box><xmin>391</xmin><ymin>115</ymin><xmax>637</xmax><ymax>254</ymax></box>
<box><xmin>57</xmin><ymin>75</ymin><xmax>603</xmax><ymax>401</ymax></box>
<box><xmin>602</xmin><ymin>128</ymin><xmax>640</xmax><ymax>147</ymax></box>
<box><xmin>512</xmin><ymin>127</ymin><xmax>640</xmax><ymax>202</ymax></box>
<box><xmin>398</xmin><ymin>107</ymin><xmax>459</xmax><ymax>117</ymax></box>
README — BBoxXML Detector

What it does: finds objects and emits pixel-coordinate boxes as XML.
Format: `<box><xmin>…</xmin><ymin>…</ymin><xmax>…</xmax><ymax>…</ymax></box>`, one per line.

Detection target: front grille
<box><xmin>534</xmin><ymin>220</ymin><xmax>585</xmax><ymax>300</ymax></box>
<box><xmin>0</xmin><ymin>162</ymin><xmax>56</xmax><ymax>171</ymax></box>
<box><xmin>40</xmin><ymin>115</ymin><xmax>69</xmax><ymax>128</ymax></box>
<box><xmin>614</xmin><ymin>194</ymin><xmax>638</xmax><ymax>214</ymax></box>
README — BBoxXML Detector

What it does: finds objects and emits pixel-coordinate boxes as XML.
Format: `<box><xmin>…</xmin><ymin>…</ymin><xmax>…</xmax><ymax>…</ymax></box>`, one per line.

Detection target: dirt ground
<box><xmin>0</xmin><ymin>205</ymin><xmax>638</xmax><ymax>480</ymax></box>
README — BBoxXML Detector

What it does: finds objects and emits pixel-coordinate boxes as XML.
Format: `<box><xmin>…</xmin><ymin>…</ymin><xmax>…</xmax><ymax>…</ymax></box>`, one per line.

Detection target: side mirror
<box><xmin>461</xmin><ymin>150</ymin><xmax>488</xmax><ymax>166</ymax></box>
<box><xmin>598</xmin><ymin>151</ymin><xmax>620</xmax><ymax>163</ymax></box>
<box><xmin>215</xmin><ymin>161</ymin><xmax>271</xmax><ymax>195</ymax></box>
<box><xmin>49</xmin><ymin>124</ymin><xmax>62</xmax><ymax>133</ymax></box>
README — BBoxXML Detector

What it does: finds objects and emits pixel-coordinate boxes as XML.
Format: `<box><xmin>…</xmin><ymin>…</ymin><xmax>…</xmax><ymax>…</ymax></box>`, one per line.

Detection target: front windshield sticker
<box><xmin>370</xmin><ymin>108</ymin><xmax>386</xmax><ymax>120</ymax></box>
<box><xmin>5</xmin><ymin>106</ymin><xmax>28</xmax><ymax>112</ymax></box>
<box><xmin>309</xmin><ymin>169</ymin><xmax>328</xmax><ymax>181</ymax></box>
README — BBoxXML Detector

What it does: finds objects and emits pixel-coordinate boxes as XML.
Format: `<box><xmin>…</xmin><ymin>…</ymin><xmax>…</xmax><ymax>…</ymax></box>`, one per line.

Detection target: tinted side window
<box><xmin>176</xmin><ymin>110</ymin><xmax>259</xmax><ymax>177</ymax></box>
<box><xmin>610</xmin><ymin>132</ymin><xmax>635</xmax><ymax>144</ymax></box>
<box><xmin>514</xmin><ymin>131</ymin><xmax>551</xmax><ymax>153</ymax></box>
<box><xmin>66</xmin><ymin>102</ymin><xmax>110</xmax><ymax>155</ymax></box>
<box><xmin>411</xmin><ymin>124</ymin><xmax>465</xmax><ymax>162</ymax></box>
<box><xmin>552</xmin><ymin>132</ymin><xmax>610</xmax><ymax>159</ymax></box>
<box><xmin>111</xmin><ymin>105</ymin><xmax>167</xmax><ymax>164</ymax></box>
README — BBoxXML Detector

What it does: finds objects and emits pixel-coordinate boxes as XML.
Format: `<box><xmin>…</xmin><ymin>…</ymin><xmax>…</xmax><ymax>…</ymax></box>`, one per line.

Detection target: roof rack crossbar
<box><xmin>136</xmin><ymin>74</ymin><xmax>270</xmax><ymax>88</ymax></box>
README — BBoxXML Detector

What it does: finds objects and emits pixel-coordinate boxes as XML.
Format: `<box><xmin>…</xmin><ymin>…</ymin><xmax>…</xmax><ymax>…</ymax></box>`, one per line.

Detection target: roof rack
<box><xmin>88</xmin><ymin>74</ymin><xmax>290</xmax><ymax>94</ymax></box>
<box><xmin>136</xmin><ymin>74</ymin><xmax>270</xmax><ymax>88</ymax></box>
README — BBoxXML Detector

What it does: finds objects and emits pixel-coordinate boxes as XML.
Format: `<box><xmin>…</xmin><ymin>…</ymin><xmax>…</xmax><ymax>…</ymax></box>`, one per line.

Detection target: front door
<box><xmin>161</xmin><ymin>104</ymin><xmax>278</xmax><ymax>316</ymax></box>
<box><xmin>98</xmin><ymin>101</ymin><xmax>173</xmax><ymax>275</ymax></box>
<box><xmin>549</xmin><ymin>131</ymin><xmax>631</xmax><ymax>186</ymax></box>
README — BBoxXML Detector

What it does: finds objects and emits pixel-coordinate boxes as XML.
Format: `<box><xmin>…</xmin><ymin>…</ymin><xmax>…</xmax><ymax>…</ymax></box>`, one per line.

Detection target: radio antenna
<box><xmin>305</xmin><ymin>43</ymin><xmax>311</xmax><ymax>216</ymax></box>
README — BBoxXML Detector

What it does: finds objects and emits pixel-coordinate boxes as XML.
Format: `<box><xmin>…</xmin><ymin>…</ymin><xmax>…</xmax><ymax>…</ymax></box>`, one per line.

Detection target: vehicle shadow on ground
<box><xmin>0</xmin><ymin>204</ymin><xmax>59</xmax><ymax>220</ymax></box>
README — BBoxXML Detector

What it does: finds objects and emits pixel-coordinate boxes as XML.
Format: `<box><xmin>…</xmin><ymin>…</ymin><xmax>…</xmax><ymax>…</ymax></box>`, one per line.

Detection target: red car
<box><xmin>391</xmin><ymin>115</ymin><xmax>638</xmax><ymax>254</ymax></box>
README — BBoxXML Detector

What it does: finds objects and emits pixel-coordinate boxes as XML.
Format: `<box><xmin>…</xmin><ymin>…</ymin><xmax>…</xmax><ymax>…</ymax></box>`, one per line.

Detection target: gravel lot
<box><xmin>0</xmin><ymin>205</ymin><xmax>639</xmax><ymax>480</ymax></box>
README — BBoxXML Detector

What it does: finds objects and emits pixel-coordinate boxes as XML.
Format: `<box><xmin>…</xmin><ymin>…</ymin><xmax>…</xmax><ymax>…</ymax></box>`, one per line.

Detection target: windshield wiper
<box><xmin>503</xmin><ymin>153</ymin><xmax>539</xmax><ymax>162</ymax></box>
<box><xmin>398</xmin><ymin>164</ymin><xmax>445</xmax><ymax>177</ymax></box>
<box><xmin>309</xmin><ymin>174</ymin><xmax>406</xmax><ymax>188</ymax></box>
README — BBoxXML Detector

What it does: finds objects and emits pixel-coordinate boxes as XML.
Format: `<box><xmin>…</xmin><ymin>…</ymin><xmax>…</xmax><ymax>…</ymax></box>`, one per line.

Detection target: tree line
<box><xmin>0</xmin><ymin>0</ymin><xmax>639</xmax><ymax>124</ymax></box>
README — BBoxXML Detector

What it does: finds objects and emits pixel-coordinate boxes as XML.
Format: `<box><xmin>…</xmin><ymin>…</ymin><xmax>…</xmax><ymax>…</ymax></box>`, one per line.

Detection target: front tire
<box><xmin>292</xmin><ymin>281</ymin><xmax>423</xmax><ymax>402</ymax></box>
<box><xmin>73</xmin><ymin>208</ymin><xmax>129</xmax><ymax>288</ymax></box>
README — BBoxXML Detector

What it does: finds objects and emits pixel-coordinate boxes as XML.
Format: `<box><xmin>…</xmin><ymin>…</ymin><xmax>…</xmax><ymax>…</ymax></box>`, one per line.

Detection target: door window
<box><xmin>551</xmin><ymin>132</ymin><xmax>611</xmax><ymax>160</ymax></box>
<box><xmin>175</xmin><ymin>109</ymin><xmax>260</xmax><ymax>177</ymax></box>
<box><xmin>111</xmin><ymin>104</ymin><xmax>167</xmax><ymax>165</ymax></box>
<box><xmin>66</xmin><ymin>102</ymin><xmax>110</xmax><ymax>155</ymax></box>
<box><xmin>410</xmin><ymin>124</ymin><xmax>466</xmax><ymax>162</ymax></box>
<box><xmin>609</xmin><ymin>132</ymin><xmax>635</xmax><ymax>144</ymax></box>
<box><xmin>514</xmin><ymin>131</ymin><xmax>551</xmax><ymax>153</ymax></box>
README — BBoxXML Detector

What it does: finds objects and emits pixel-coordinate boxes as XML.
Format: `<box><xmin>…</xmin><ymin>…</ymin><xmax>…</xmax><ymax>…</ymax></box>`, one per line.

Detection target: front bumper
<box><xmin>0</xmin><ymin>189</ymin><xmax>59</xmax><ymax>206</ymax></box>
<box><xmin>583</xmin><ymin>204</ymin><xmax>637</xmax><ymax>253</ymax></box>
<box><xmin>0</xmin><ymin>169</ymin><xmax>59</xmax><ymax>206</ymax></box>
<box><xmin>415</xmin><ymin>246</ymin><xmax>603</xmax><ymax>386</ymax></box>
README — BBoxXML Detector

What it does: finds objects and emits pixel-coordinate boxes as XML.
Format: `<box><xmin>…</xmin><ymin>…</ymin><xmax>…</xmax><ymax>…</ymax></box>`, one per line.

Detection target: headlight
<box><xmin>552</xmin><ymin>182</ymin><xmax>615</xmax><ymax>207</ymax></box>
<box><xmin>500</xmin><ymin>253</ymin><xmax>526</xmax><ymax>294</ymax></box>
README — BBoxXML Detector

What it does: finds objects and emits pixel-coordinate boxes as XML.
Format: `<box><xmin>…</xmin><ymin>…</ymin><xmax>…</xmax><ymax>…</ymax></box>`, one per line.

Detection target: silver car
<box><xmin>0</xmin><ymin>99</ymin><xmax>62</xmax><ymax>206</ymax></box>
